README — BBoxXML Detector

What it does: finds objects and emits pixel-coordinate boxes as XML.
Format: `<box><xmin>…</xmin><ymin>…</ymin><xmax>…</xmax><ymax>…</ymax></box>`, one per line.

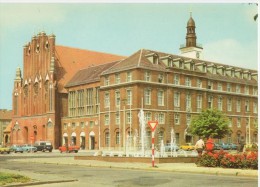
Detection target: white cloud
<box><xmin>203</xmin><ymin>39</ymin><xmax>257</xmax><ymax>70</ymax></box>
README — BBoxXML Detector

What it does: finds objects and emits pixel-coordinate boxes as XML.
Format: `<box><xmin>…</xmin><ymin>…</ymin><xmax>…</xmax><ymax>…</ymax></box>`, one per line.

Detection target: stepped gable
<box><xmin>65</xmin><ymin>61</ymin><xmax>120</xmax><ymax>88</ymax></box>
<box><xmin>54</xmin><ymin>45</ymin><xmax>125</xmax><ymax>92</ymax></box>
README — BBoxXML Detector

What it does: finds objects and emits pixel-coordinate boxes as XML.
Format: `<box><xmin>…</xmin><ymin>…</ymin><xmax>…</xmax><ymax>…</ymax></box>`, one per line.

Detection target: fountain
<box><xmin>170</xmin><ymin>128</ymin><xmax>178</xmax><ymax>157</ymax></box>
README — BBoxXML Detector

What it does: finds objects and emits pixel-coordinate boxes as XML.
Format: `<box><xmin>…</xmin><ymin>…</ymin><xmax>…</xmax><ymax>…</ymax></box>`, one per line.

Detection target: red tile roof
<box><xmin>55</xmin><ymin>45</ymin><xmax>125</xmax><ymax>92</ymax></box>
<box><xmin>4</xmin><ymin>122</ymin><xmax>12</xmax><ymax>133</ymax></box>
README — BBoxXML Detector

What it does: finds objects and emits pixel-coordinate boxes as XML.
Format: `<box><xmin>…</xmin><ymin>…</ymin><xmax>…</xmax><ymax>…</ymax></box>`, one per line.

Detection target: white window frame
<box><xmin>104</xmin><ymin>92</ymin><xmax>110</xmax><ymax>108</ymax></box>
<box><xmin>174</xmin><ymin>74</ymin><xmax>180</xmax><ymax>85</ymax></box>
<box><xmin>115</xmin><ymin>73</ymin><xmax>120</xmax><ymax>84</ymax></box>
<box><xmin>126</xmin><ymin>71</ymin><xmax>132</xmax><ymax>82</ymax></box>
<box><xmin>145</xmin><ymin>71</ymin><xmax>151</xmax><ymax>82</ymax></box>
<box><xmin>186</xmin><ymin>93</ymin><xmax>191</xmax><ymax>110</ymax></box>
<box><xmin>227</xmin><ymin>83</ymin><xmax>231</xmax><ymax>92</ymax></box>
<box><xmin>174</xmin><ymin>113</ymin><xmax>180</xmax><ymax>125</ymax></box>
<box><xmin>127</xmin><ymin>89</ymin><xmax>132</xmax><ymax>105</ymax></box>
<box><xmin>158</xmin><ymin>113</ymin><xmax>165</xmax><ymax>124</ymax></box>
<box><xmin>174</xmin><ymin>92</ymin><xmax>180</xmax><ymax>107</ymax></box>
<box><xmin>144</xmin><ymin>89</ymin><xmax>151</xmax><ymax>105</ymax></box>
<box><xmin>115</xmin><ymin>91</ymin><xmax>120</xmax><ymax>106</ymax></box>
<box><xmin>253</xmin><ymin>101</ymin><xmax>257</xmax><ymax>113</ymax></box>
<box><xmin>218</xmin><ymin>96</ymin><xmax>223</xmax><ymax>111</ymax></box>
<box><xmin>217</xmin><ymin>82</ymin><xmax>222</xmax><ymax>91</ymax></box>
<box><xmin>105</xmin><ymin>114</ymin><xmax>110</xmax><ymax>125</ymax></box>
<box><xmin>185</xmin><ymin>77</ymin><xmax>191</xmax><ymax>87</ymax></box>
<box><xmin>236</xmin><ymin>99</ymin><xmax>241</xmax><ymax>112</ymax></box>
<box><xmin>227</xmin><ymin>98</ymin><xmax>232</xmax><ymax>112</ymax></box>
<box><xmin>197</xmin><ymin>79</ymin><xmax>202</xmax><ymax>88</ymax></box>
<box><xmin>197</xmin><ymin>95</ymin><xmax>202</xmax><ymax>111</ymax></box>
<box><xmin>158</xmin><ymin>90</ymin><xmax>164</xmax><ymax>106</ymax></box>
<box><xmin>116</xmin><ymin>112</ymin><xmax>120</xmax><ymax>125</ymax></box>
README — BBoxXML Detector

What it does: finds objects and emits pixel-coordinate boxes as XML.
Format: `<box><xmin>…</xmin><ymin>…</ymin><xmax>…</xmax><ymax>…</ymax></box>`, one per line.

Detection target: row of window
<box><xmin>104</xmin><ymin>71</ymin><xmax>258</xmax><ymax>95</ymax></box>
<box><xmin>63</xmin><ymin>121</ymin><xmax>96</xmax><ymax>130</ymax></box>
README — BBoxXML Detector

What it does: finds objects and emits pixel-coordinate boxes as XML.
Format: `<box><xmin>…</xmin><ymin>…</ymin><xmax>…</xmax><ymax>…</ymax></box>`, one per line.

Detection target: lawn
<box><xmin>0</xmin><ymin>172</ymin><xmax>30</xmax><ymax>185</ymax></box>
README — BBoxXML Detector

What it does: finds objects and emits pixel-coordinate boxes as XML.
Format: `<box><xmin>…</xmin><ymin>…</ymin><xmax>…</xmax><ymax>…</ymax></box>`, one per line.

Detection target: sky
<box><xmin>0</xmin><ymin>2</ymin><xmax>258</xmax><ymax>110</ymax></box>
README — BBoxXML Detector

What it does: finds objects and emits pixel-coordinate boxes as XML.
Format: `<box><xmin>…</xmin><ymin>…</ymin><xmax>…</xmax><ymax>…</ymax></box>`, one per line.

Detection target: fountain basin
<box><xmin>74</xmin><ymin>156</ymin><xmax>197</xmax><ymax>163</ymax></box>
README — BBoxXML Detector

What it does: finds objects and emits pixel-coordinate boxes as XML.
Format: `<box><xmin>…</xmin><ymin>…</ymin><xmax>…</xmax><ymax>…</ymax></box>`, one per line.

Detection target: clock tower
<box><xmin>180</xmin><ymin>13</ymin><xmax>203</xmax><ymax>59</ymax></box>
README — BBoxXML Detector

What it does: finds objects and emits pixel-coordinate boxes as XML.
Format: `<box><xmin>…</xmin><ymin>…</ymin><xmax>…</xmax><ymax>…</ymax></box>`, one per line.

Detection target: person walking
<box><xmin>195</xmin><ymin>137</ymin><xmax>205</xmax><ymax>157</ymax></box>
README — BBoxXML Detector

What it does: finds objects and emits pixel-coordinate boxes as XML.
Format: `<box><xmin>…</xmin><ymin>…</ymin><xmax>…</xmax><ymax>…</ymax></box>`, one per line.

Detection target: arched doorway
<box><xmin>89</xmin><ymin>131</ymin><xmax>95</xmax><ymax>150</ymax></box>
<box><xmin>71</xmin><ymin>132</ymin><xmax>76</xmax><ymax>145</ymax></box>
<box><xmin>63</xmin><ymin>133</ymin><xmax>68</xmax><ymax>146</ymax></box>
<box><xmin>80</xmin><ymin>132</ymin><xmax>86</xmax><ymax>150</ymax></box>
<box><xmin>4</xmin><ymin>135</ymin><xmax>9</xmax><ymax>145</ymax></box>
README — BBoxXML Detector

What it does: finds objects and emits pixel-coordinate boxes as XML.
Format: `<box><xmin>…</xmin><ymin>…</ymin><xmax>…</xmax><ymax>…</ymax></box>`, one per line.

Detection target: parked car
<box><xmin>219</xmin><ymin>143</ymin><xmax>230</xmax><ymax>150</ymax></box>
<box><xmin>0</xmin><ymin>146</ymin><xmax>11</xmax><ymax>154</ymax></box>
<box><xmin>213</xmin><ymin>143</ymin><xmax>221</xmax><ymax>150</ymax></box>
<box><xmin>34</xmin><ymin>141</ymin><xmax>53</xmax><ymax>152</ymax></box>
<box><xmin>180</xmin><ymin>143</ymin><xmax>195</xmax><ymax>151</ymax></box>
<box><xmin>21</xmin><ymin>144</ymin><xmax>37</xmax><ymax>152</ymax></box>
<box><xmin>227</xmin><ymin>143</ymin><xmax>238</xmax><ymax>150</ymax></box>
<box><xmin>59</xmin><ymin>145</ymin><xmax>80</xmax><ymax>153</ymax></box>
<box><xmin>164</xmin><ymin>143</ymin><xmax>179</xmax><ymax>152</ymax></box>
<box><xmin>10</xmin><ymin>145</ymin><xmax>23</xmax><ymax>153</ymax></box>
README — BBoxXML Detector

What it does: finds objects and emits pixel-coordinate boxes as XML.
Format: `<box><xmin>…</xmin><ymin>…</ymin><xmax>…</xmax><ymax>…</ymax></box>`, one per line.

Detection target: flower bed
<box><xmin>196</xmin><ymin>150</ymin><xmax>258</xmax><ymax>170</ymax></box>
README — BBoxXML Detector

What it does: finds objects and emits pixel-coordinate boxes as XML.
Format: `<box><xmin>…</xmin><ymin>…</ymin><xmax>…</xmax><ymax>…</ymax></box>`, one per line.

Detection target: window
<box><xmin>197</xmin><ymin>79</ymin><xmax>202</xmax><ymax>88</ymax></box>
<box><xmin>105</xmin><ymin>114</ymin><xmax>110</xmax><ymax>125</ymax></box>
<box><xmin>208</xmin><ymin>80</ymin><xmax>213</xmax><ymax>90</ymax></box>
<box><xmin>105</xmin><ymin>132</ymin><xmax>110</xmax><ymax>147</ymax></box>
<box><xmin>185</xmin><ymin>77</ymin><xmax>191</xmax><ymax>87</ymax></box>
<box><xmin>158</xmin><ymin>73</ymin><xmax>164</xmax><ymax>83</ymax></box>
<box><xmin>158</xmin><ymin>113</ymin><xmax>165</xmax><ymax>124</ymax></box>
<box><xmin>64</xmin><ymin>123</ymin><xmax>67</xmax><ymax>130</ymax></box>
<box><xmin>69</xmin><ymin>91</ymin><xmax>76</xmax><ymax>117</ymax></box>
<box><xmin>72</xmin><ymin>123</ymin><xmax>76</xmax><ymax>129</ymax></box>
<box><xmin>104</xmin><ymin>92</ymin><xmax>110</xmax><ymax>108</ymax></box>
<box><xmin>89</xmin><ymin>121</ymin><xmax>94</xmax><ymax>128</ymax></box>
<box><xmin>186</xmin><ymin>114</ymin><xmax>191</xmax><ymax>126</ymax></box>
<box><xmin>245</xmin><ymin>100</ymin><xmax>249</xmax><ymax>112</ymax></box>
<box><xmin>197</xmin><ymin>95</ymin><xmax>202</xmax><ymax>111</ymax></box>
<box><xmin>227</xmin><ymin>83</ymin><xmax>231</xmax><ymax>92</ymax></box>
<box><xmin>115</xmin><ymin>91</ymin><xmax>120</xmax><ymax>106</ymax></box>
<box><xmin>78</xmin><ymin>90</ymin><xmax>85</xmax><ymax>116</ymax></box>
<box><xmin>227</xmin><ymin>98</ymin><xmax>232</xmax><ymax>112</ymax></box>
<box><xmin>218</xmin><ymin>96</ymin><xmax>223</xmax><ymax>111</ymax></box>
<box><xmin>144</xmin><ymin>89</ymin><xmax>151</xmax><ymax>105</ymax></box>
<box><xmin>228</xmin><ymin>117</ymin><xmax>232</xmax><ymax>127</ymax></box>
<box><xmin>80</xmin><ymin>122</ymin><xmax>84</xmax><ymax>129</ymax></box>
<box><xmin>236</xmin><ymin>85</ymin><xmax>241</xmax><ymax>93</ymax></box>
<box><xmin>245</xmin><ymin>85</ymin><xmax>249</xmax><ymax>95</ymax></box>
<box><xmin>126</xmin><ymin>71</ymin><xmax>132</xmax><ymax>82</ymax></box>
<box><xmin>174</xmin><ymin>74</ymin><xmax>180</xmax><ymax>85</ymax></box>
<box><xmin>86</xmin><ymin>88</ymin><xmax>93</xmax><ymax>115</ymax></box>
<box><xmin>174</xmin><ymin>92</ymin><xmax>180</xmax><ymax>107</ymax></box>
<box><xmin>105</xmin><ymin>76</ymin><xmax>109</xmax><ymax>86</ymax></box>
<box><xmin>236</xmin><ymin>99</ymin><xmax>241</xmax><ymax>112</ymax></box>
<box><xmin>116</xmin><ymin>132</ymin><xmax>120</xmax><ymax>145</ymax></box>
<box><xmin>145</xmin><ymin>71</ymin><xmax>151</xmax><ymax>82</ymax></box>
<box><xmin>217</xmin><ymin>82</ymin><xmax>222</xmax><ymax>91</ymax></box>
<box><xmin>186</xmin><ymin>93</ymin><xmax>191</xmax><ymax>111</ymax></box>
<box><xmin>174</xmin><ymin>113</ymin><xmax>180</xmax><ymax>125</ymax></box>
<box><xmin>158</xmin><ymin>90</ymin><xmax>164</xmax><ymax>106</ymax></box>
<box><xmin>127</xmin><ymin>112</ymin><xmax>132</xmax><ymax>124</ymax></box>
<box><xmin>237</xmin><ymin>117</ymin><xmax>241</xmax><ymax>128</ymax></box>
<box><xmin>145</xmin><ymin>112</ymin><xmax>152</xmax><ymax>122</ymax></box>
<box><xmin>253</xmin><ymin>87</ymin><xmax>258</xmax><ymax>95</ymax></box>
<box><xmin>127</xmin><ymin>90</ymin><xmax>132</xmax><ymax>105</ymax></box>
<box><xmin>116</xmin><ymin>112</ymin><xmax>120</xmax><ymax>125</ymax></box>
<box><xmin>115</xmin><ymin>74</ymin><xmax>120</xmax><ymax>84</ymax></box>
<box><xmin>208</xmin><ymin>96</ymin><xmax>213</xmax><ymax>109</ymax></box>
<box><xmin>253</xmin><ymin>101</ymin><xmax>257</xmax><ymax>113</ymax></box>
<box><xmin>158</xmin><ymin>131</ymin><xmax>164</xmax><ymax>144</ymax></box>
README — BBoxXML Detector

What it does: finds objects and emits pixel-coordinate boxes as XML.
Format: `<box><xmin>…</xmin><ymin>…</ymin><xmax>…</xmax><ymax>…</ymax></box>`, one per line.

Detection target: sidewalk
<box><xmin>2</xmin><ymin>156</ymin><xmax>258</xmax><ymax>186</ymax></box>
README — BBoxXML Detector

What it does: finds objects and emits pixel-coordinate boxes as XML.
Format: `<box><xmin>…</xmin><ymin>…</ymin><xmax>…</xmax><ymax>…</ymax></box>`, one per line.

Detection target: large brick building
<box><xmin>11</xmin><ymin>15</ymin><xmax>258</xmax><ymax>150</ymax></box>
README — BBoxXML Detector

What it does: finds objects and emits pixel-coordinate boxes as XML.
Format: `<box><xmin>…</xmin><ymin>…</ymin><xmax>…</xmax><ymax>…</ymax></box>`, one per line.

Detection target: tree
<box><xmin>190</xmin><ymin>109</ymin><xmax>232</xmax><ymax>139</ymax></box>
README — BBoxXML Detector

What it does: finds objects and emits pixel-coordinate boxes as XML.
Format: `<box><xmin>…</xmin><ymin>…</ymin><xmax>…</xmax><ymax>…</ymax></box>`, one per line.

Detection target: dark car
<box><xmin>34</xmin><ymin>141</ymin><xmax>53</xmax><ymax>152</ymax></box>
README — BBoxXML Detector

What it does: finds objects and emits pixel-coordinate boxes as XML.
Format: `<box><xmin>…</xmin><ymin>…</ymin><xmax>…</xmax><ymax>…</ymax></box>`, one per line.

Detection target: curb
<box><xmin>4</xmin><ymin>179</ymin><xmax>78</xmax><ymax>187</ymax></box>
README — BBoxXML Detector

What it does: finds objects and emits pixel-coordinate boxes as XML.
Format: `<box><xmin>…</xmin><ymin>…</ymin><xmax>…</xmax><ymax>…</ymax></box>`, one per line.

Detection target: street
<box><xmin>0</xmin><ymin>152</ymin><xmax>258</xmax><ymax>187</ymax></box>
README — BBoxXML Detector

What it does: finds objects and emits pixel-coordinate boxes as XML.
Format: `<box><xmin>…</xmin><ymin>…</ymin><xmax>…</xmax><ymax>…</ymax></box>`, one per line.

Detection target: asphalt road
<box><xmin>0</xmin><ymin>152</ymin><xmax>258</xmax><ymax>187</ymax></box>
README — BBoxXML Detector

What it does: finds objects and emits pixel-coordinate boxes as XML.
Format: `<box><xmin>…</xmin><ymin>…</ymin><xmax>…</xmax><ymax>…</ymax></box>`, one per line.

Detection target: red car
<box><xmin>58</xmin><ymin>145</ymin><xmax>80</xmax><ymax>153</ymax></box>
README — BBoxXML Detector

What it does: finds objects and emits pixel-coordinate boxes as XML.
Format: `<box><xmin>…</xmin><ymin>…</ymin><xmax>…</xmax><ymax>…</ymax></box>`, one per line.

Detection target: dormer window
<box><xmin>145</xmin><ymin>53</ymin><xmax>159</xmax><ymax>65</ymax></box>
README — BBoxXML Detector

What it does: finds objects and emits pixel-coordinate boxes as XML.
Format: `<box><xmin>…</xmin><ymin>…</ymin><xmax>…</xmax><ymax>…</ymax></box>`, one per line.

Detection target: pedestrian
<box><xmin>205</xmin><ymin>135</ymin><xmax>214</xmax><ymax>152</ymax></box>
<box><xmin>195</xmin><ymin>137</ymin><xmax>205</xmax><ymax>157</ymax></box>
